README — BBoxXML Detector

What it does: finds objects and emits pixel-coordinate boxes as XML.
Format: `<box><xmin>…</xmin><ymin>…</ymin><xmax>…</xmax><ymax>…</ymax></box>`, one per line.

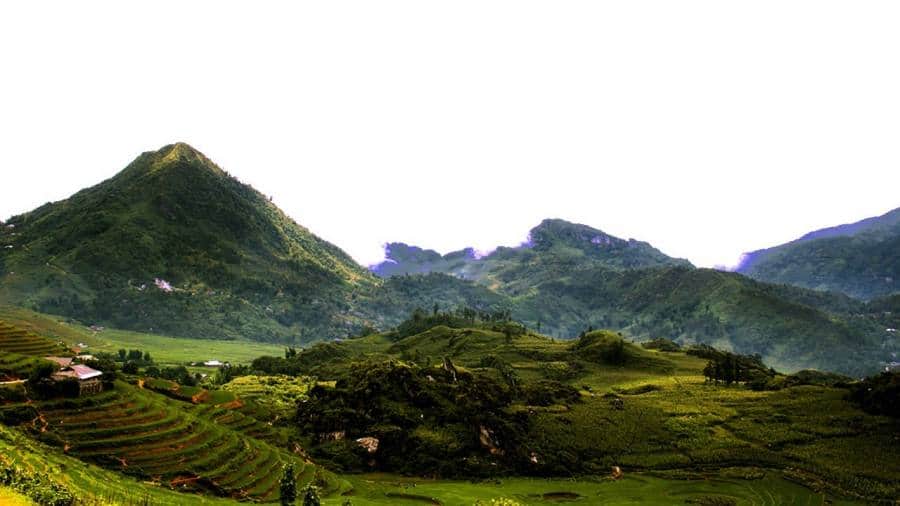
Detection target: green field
<box><xmin>334</xmin><ymin>473</ymin><xmax>860</xmax><ymax>505</ymax></box>
<box><xmin>0</xmin><ymin>306</ymin><xmax>284</xmax><ymax>366</ymax></box>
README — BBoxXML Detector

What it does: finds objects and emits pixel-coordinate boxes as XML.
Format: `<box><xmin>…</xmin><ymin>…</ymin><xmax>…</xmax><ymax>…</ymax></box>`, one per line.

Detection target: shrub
<box><xmin>0</xmin><ymin>462</ymin><xmax>75</xmax><ymax>506</ymax></box>
<box><xmin>849</xmin><ymin>372</ymin><xmax>899</xmax><ymax>418</ymax></box>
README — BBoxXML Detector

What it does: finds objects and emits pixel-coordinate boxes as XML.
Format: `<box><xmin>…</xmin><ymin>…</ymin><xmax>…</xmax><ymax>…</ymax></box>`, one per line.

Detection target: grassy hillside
<box><xmin>248</xmin><ymin>321</ymin><xmax>899</xmax><ymax>503</ymax></box>
<box><xmin>737</xmin><ymin>207</ymin><xmax>900</xmax><ymax>300</ymax></box>
<box><xmin>2</xmin><ymin>310</ymin><xmax>896</xmax><ymax>504</ymax></box>
<box><xmin>0</xmin><ymin>306</ymin><xmax>284</xmax><ymax>367</ymax></box>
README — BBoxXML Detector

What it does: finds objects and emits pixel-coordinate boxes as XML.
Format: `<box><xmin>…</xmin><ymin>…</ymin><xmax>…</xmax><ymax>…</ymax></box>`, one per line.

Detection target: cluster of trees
<box><xmin>849</xmin><ymin>372</ymin><xmax>899</xmax><ymax>418</ymax></box>
<box><xmin>144</xmin><ymin>365</ymin><xmax>201</xmax><ymax>386</ymax></box>
<box><xmin>692</xmin><ymin>346</ymin><xmax>773</xmax><ymax>386</ymax></box>
<box><xmin>114</xmin><ymin>348</ymin><xmax>154</xmax><ymax>374</ymax></box>
<box><xmin>640</xmin><ymin>337</ymin><xmax>681</xmax><ymax>352</ymax></box>
<box><xmin>395</xmin><ymin>306</ymin><xmax>519</xmax><ymax>339</ymax></box>
<box><xmin>295</xmin><ymin>360</ymin><xmax>535</xmax><ymax>476</ymax></box>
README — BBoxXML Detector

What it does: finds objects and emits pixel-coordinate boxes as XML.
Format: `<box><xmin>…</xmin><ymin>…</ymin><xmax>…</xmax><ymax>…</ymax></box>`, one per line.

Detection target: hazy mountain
<box><xmin>372</xmin><ymin>218</ymin><xmax>692</xmax><ymax>280</ymax></box>
<box><xmin>736</xmin><ymin>207</ymin><xmax>900</xmax><ymax>300</ymax></box>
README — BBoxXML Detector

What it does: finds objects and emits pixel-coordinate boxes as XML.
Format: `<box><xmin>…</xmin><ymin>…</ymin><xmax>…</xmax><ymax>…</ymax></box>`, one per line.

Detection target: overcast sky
<box><xmin>1</xmin><ymin>1</ymin><xmax>898</xmax><ymax>269</ymax></box>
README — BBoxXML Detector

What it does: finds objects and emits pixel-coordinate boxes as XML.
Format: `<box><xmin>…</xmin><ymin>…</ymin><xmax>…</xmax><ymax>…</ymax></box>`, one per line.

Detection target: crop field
<box><xmin>0</xmin><ymin>424</ymin><xmax>240</xmax><ymax>505</ymax></box>
<box><xmin>0</xmin><ymin>350</ymin><xmax>52</xmax><ymax>380</ymax></box>
<box><xmin>33</xmin><ymin>382</ymin><xmax>338</xmax><ymax>502</ymax></box>
<box><xmin>0</xmin><ymin>306</ymin><xmax>284</xmax><ymax>366</ymax></box>
<box><xmin>0</xmin><ymin>320</ymin><xmax>70</xmax><ymax>357</ymax></box>
<box><xmin>221</xmin><ymin>375</ymin><xmax>313</xmax><ymax>422</ymax></box>
<box><xmin>335</xmin><ymin>472</ymin><xmax>863</xmax><ymax>505</ymax></box>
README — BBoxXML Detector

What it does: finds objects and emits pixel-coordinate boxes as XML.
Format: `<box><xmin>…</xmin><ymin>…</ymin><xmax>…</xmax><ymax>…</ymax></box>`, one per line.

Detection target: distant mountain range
<box><xmin>736</xmin><ymin>207</ymin><xmax>900</xmax><ymax>300</ymax></box>
<box><xmin>1</xmin><ymin>143</ymin><xmax>896</xmax><ymax>375</ymax></box>
<box><xmin>373</xmin><ymin>219</ymin><xmax>692</xmax><ymax>280</ymax></box>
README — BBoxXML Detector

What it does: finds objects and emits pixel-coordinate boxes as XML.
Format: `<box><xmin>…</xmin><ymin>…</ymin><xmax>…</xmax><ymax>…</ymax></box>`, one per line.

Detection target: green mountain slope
<box><xmin>0</xmin><ymin>143</ymin><xmax>376</xmax><ymax>341</ymax></box>
<box><xmin>736</xmin><ymin>207</ymin><xmax>900</xmax><ymax>300</ymax></box>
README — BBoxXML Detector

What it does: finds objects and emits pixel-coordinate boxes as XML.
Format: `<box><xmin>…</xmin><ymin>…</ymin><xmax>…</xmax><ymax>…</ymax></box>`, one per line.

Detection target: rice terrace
<box><xmin>2</xmin><ymin>2</ymin><xmax>900</xmax><ymax>504</ymax></box>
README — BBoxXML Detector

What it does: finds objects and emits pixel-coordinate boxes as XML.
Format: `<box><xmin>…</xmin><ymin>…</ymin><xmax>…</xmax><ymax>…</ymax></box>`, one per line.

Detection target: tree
<box><xmin>143</xmin><ymin>351</ymin><xmax>152</xmax><ymax>363</ymax></box>
<box><xmin>122</xmin><ymin>361</ymin><xmax>139</xmax><ymax>375</ymax></box>
<box><xmin>117</xmin><ymin>349</ymin><xmax>127</xmax><ymax>361</ymax></box>
<box><xmin>302</xmin><ymin>484</ymin><xmax>320</xmax><ymax>506</ymax></box>
<box><xmin>279</xmin><ymin>463</ymin><xmax>296</xmax><ymax>505</ymax></box>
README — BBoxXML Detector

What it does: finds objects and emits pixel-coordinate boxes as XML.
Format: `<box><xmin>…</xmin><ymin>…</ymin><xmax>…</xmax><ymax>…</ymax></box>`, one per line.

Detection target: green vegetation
<box><xmin>0</xmin><ymin>461</ymin><xmax>74</xmax><ymax>506</ymax></box>
<box><xmin>0</xmin><ymin>143</ymin><xmax>374</xmax><ymax>343</ymax></box>
<box><xmin>0</xmin><ymin>144</ymin><xmax>897</xmax><ymax>504</ymax></box>
<box><xmin>0</xmin><ymin>306</ymin><xmax>285</xmax><ymax>368</ymax></box>
<box><xmin>737</xmin><ymin>206</ymin><xmax>900</xmax><ymax>300</ymax></box>
<box><xmin>338</xmin><ymin>473</ymin><xmax>864</xmax><ymax>505</ymax></box>
<box><xmin>0</xmin><ymin>320</ymin><xmax>70</xmax><ymax>357</ymax></box>
<box><xmin>251</xmin><ymin>315</ymin><xmax>899</xmax><ymax>503</ymax></box>
<box><xmin>0</xmin><ymin>424</ymin><xmax>239</xmax><ymax>505</ymax></box>
<box><xmin>1</xmin><ymin>143</ymin><xmax>894</xmax><ymax>376</ymax></box>
<box><xmin>31</xmin><ymin>381</ymin><xmax>340</xmax><ymax>502</ymax></box>
<box><xmin>849</xmin><ymin>372</ymin><xmax>899</xmax><ymax>418</ymax></box>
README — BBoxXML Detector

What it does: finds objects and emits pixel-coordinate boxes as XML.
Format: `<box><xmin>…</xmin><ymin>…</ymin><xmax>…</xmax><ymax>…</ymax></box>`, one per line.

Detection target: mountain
<box><xmin>736</xmin><ymin>207</ymin><xmax>900</xmax><ymax>300</ymax></box>
<box><xmin>0</xmin><ymin>143</ymin><xmax>377</xmax><ymax>341</ymax></box>
<box><xmin>0</xmin><ymin>144</ymin><xmax>893</xmax><ymax>375</ymax></box>
<box><xmin>372</xmin><ymin>218</ymin><xmax>692</xmax><ymax>280</ymax></box>
<box><xmin>372</xmin><ymin>221</ymin><xmax>890</xmax><ymax>375</ymax></box>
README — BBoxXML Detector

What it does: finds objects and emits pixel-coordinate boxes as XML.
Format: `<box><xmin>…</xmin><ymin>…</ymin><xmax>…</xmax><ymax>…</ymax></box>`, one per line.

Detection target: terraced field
<box><xmin>35</xmin><ymin>382</ymin><xmax>337</xmax><ymax>502</ymax></box>
<box><xmin>0</xmin><ymin>424</ymin><xmax>239</xmax><ymax>505</ymax></box>
<box><xmin>0</xmin><ymin>320</ymin><xmax>70</xmax><ymax>357</ymax></box>
<box><xmin>0</xmin><ymin>350</ymin><xmax>51</xmax><ymax>379</ymax></box>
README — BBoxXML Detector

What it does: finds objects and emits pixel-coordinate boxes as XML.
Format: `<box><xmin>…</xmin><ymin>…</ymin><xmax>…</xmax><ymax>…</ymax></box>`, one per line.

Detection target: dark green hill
<box><xmin>0</xmin><ymin>143</ymin><xmax>376</xmax><ymax>341</ymax></box>
<box><xmin>736</xmin><ymin>207</ymin><xmax>900</xmax><ymax>300</ymax></box>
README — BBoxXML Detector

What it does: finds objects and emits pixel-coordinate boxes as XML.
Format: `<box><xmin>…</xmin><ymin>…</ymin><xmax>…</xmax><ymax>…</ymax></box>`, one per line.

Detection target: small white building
<box><xmin>203</xmin><ymin>360</ymin><xmax>224</xmax><ymax>367</ymax></box>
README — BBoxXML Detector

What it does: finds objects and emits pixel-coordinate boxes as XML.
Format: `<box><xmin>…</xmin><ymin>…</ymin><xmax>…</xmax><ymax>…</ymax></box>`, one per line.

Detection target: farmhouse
<box><xmin>45</xmin><ymin>356</ymin><xmax>74</xmax><ymax>368</ymax></box>
<box><xmin>51</xmin><ymin>364</ymin><xmax>103</xmax><ymax>395</ymax></box>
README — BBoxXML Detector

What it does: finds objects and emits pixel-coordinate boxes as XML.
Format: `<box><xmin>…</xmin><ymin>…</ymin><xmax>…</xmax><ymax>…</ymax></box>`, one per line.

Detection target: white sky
<box><xmin>1</xmin><ymin>1</ymin><xmax>898</xmax><ymax>269</ymax></box>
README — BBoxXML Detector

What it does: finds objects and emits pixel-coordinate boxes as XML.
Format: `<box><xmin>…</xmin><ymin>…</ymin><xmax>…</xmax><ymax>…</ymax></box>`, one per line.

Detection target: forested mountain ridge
<box><xmin>736</xmin><ymin>207</ymin><xmax>900</xmax><ymax>300</ymax></box>
<box><xmin>0</xmin><ymin>144</ymin><xmax>894</xmax><ymax>375</ymax></box>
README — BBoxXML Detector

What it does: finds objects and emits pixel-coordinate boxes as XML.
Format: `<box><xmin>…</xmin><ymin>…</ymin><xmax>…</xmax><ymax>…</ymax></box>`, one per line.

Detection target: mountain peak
<box><xmin>148</xmin><ymin>142</ymin><xmax>223</xmax><ymax>175</ymax></box>
<box><xmin>528</xmin><ymin>218</ymin><xmax>622</xmax><ymax>249</ymax></box>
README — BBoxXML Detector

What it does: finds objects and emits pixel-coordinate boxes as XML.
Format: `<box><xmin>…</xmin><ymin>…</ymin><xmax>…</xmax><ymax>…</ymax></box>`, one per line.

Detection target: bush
<box><xmin>849</xmin><ymin>372</ymin><xmax>899</xmax><ymax>418</ymax></box>
<box><xmin>0</xmin><ymin>462</ymin><xmax>75</xmax><ymax>506</ymax></box>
